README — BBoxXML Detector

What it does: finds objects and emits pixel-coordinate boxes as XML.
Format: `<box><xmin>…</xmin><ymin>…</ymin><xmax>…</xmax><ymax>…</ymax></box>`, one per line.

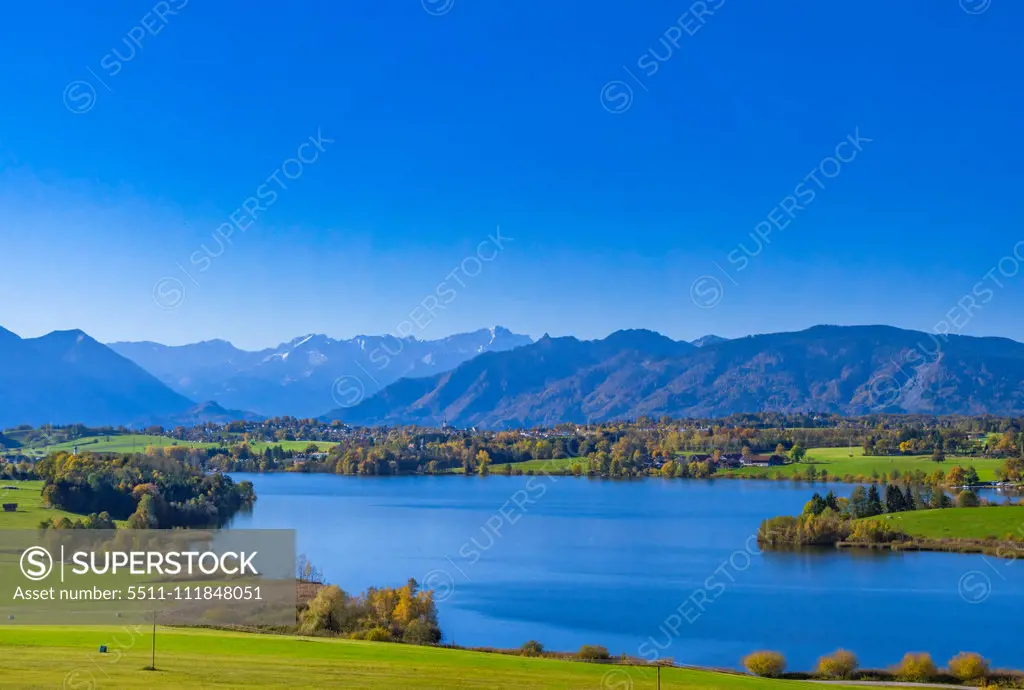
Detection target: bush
<box><xmin>948</xmin><ymin>652</ymin><xmax>989</xmax><ymax>682</ymax></box>
<box><xmin>815</xmin><ymin>649</ymin><xmax>859</xmax><ymax>679</ymax></box>
<box><xmin>402</xmin><ymin>618</ymin><xmax>441</xmax><ymax>645</ymax></box>
<box><xmin>743</xmin><ymin>651</ymin><xmax>786</xmax><ymax>678</ymax></box>
<box><xmin>363</xmin><ymin>626</ymin><xmax>393</xmax><ymax>642</ymax></box>
<box><xmin>956</xmin><ymin>490</ymin><xmax>981</xmax><ymax>508</ymax></box>
<box><xmin>520</xmin><ymin>640</ymin><xmax>544</xmax><ymax>657</ymax></box>
<box><xmin>896</xmin><ymin>652</ymin><xmax>937</xmax><ymax>682</ymax></box>
<box><xmin>577</xmin><ymin>644</ymin><xmax>610</xmax><ymax>661</ymax></box>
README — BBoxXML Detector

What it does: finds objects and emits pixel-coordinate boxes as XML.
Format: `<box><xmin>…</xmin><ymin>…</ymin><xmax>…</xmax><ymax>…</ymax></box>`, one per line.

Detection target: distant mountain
<box><xmin>110</xmin><ymin>327</ymin><xmax>533</xmax><ymax>417</ymax></box>
<box><xmin>691</xmin><ymin>334</ymin><xmax>728</xmax><ymax>348</ymax></box>
<box><xmin>153</xmin><ymin>400</ymin><xmax>263</xmax><ymax>427</ymax></box>
<box><xmin>0</xmin><ymin>328</ymin><xmax>200</xmax><ymax>428</ymax></box>
<box><xmin>327</xmin><ymin>325</ymin><xmax>1024</xmax><ymax>428</ymax></box>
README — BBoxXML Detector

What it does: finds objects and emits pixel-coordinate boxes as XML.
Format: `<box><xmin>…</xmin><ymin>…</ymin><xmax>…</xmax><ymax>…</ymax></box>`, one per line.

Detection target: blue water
<box><xmin>227</xmin><ymin>473</ymin><xmax>1024</xmax><ymax>670</ymax></box>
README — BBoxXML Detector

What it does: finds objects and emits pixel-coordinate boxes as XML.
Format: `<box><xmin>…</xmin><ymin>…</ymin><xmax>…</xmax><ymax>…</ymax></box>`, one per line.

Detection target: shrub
<box><xmin>743</xmin><ymin>651</ymin><xmax>786</xmax><ymax>678</ymax></box>
<box><xmin>948</xmin><ymin>652</ymin><xmax>989</xmax><ymax>682</ymax></box>
<box><xmin>815</xmin><ymin>649</ymin><xmax>859</xmax><ymax>679</ymax></box>
<box><xmin>896</xmin><ymin>652</ymin><xmax>937</xmax><ymax>682</ymax></box>
<box><xmin>402</xmin><ymin>618</ymin><xmax>441</xmax><ymax>646</ymax></box>
<box><xmin>956</xmin><ymin>490</ymin><xmax>981</xmax><ymax>508</ymax></box>
<box><xmin>363</xmin><ymin>626</ymin><xmax>393</xmax><ymax>642</ymax></box>
<box><xmin>577</xmin><ymin>644</ymin><xmax>610</xmax><ymax>661</ymax></box>
<box><xmin>520</xmin><ymin>640</ymin><xmax>544</xmax><ymax>657</ymax></box>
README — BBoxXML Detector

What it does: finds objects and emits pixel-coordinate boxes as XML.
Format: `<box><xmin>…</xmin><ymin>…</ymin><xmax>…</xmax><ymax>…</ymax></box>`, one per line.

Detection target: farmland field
<box><xmin>4</xmin><ymin>434</ymin><xmax>217</xmax><ymax>457</ymax></box>
<box><xmin>246</xmin><ymin>440</ymin><xmax>337</xmax><ymax>453</ymax></box>
<box><xmin>1</xmin><ymin>434</ymin><xmax>337</xmax><ymax>458</ymax></box>
<box><xmin>869</xmin><ymin>505</ymin><xmax>1024</xmax><ymax>540</ymax></box>
<box><xmin>447</xmin><ymin>457</ymin><xmax>579</xmax><ymax>474</ymax></box>
<box><xmin>730</xmin><ymin>447</ymin><xmax>1002</xmax><ymax>481</ymax></box>
<box><xmin>0</xmin><ymin>626</ymin><xmax>862</xmax><ymax>689</ymax></box>
<box><xmin>0</xmin><ymin>479</ymin><xmax>86</xmax><ymax>528</ymax></box>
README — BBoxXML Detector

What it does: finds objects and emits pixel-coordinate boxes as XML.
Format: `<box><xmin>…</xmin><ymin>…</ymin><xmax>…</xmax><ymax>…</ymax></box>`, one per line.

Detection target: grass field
<box><xmin>869</xmin><ymin>505</ymin><xmax>1024</xmax><ymax>540</ymax></box>
<box><xmin>0</xmin><ymin>479</ymin><xmax>86</xmax><ymax>528</ymax></box>
<box><xmin>0</xmin><ymin>626</ymin><xmax>862</xmax><ymax>689</ymax></box>
<box><xmin>730</xmin><ymin>447</ymin><xmax>1002</xmax><ymax>481</ymax></box>
<box><xmin>447</xmin><ymin>458</ymin><xmax>580</xmax><ymax>474</ymax></box>
<box><xmin>246</xmin><ymin>440</ymin><xmax>337</xmax><ymax>453</ymax></box>
<box><xmin>4</xmin><ymin>434</ymin><xmax>218</xmax><ymax>458</ymax></box>
<box><xmin>2</xmin><ymin>434</ymin><xmax>337</xmax><ymax>458</ymax></box>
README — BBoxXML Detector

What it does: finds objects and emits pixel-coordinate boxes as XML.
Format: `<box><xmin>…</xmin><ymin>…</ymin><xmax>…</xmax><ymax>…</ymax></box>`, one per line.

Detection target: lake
<box><xmin>227</xmin><ymin>473</ymin><xmax>1024</xmax><ymax>671</ymax></box>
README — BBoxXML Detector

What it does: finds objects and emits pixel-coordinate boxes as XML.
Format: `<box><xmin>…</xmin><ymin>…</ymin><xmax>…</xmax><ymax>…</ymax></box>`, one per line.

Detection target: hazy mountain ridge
<box><xmin>327</xmin><ymin>325</ymin><xmax>1024</xmax><ymax>428</ymax></box>
<box><xmin>109</xmin><ymin>327</ymin><xmax>534</xmax><ymax>417</ymax></box>
<box><xmin>0</xmin><ymin>328</ymin><xmax>199</xmax><ymax>428</ymax></box>
<box><xmin>7</xmin><ymin>324</ymin><xmax>1024</xmax><ymax>429</ymax></box>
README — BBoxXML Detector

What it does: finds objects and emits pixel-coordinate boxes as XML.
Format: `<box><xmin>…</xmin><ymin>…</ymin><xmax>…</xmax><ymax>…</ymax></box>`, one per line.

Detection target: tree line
<box><xmin>36</xmin><ymin>451</ymin><xmax>255</xmax><ymax>529</ymax></box>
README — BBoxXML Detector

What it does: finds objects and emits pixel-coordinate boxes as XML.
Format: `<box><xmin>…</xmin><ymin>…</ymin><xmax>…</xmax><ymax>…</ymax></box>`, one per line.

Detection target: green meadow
<box><xmin>730</xmin><ymin>447</ymin><xmax>1002</xmax><ymax>481</ymax></box>
<box><xmin>246</xmin><ymin>440</ymin><xmax>337</xmax><ymax>454</ymax></box>
<box><xmin>0</xmin><ymin>480</ymin><xmax>86</xmax><ymax>529</ymax></box>
<box><xmin>869</xmin><ymin>505</ymin><xmax>1024</xmax><ymax>540</ymax></box>
<box><xmin>2</xmin><ymin>433</ymin><xmax>338</xmax><ymax>459</ymax></box>
<box><xmin>0</xmin><ymin>626</ymin><xmax>863</xmax><ymax>689</ymax></box>
<box><xmin>4</xmin><ymin>434</ymin><xmax>217</xmax><ymax>458</ymax></box>
<box><xmin>446</xmin><ymin>457</ymin><xmax>581</xmax><ymax>474</ymax></box>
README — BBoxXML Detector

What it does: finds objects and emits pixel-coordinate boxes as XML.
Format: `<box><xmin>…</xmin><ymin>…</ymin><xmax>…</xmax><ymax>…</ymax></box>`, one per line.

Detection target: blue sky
<box><xmin>1</xmin><ymin>0</ymin><xmax>1022</xmax><ymax>349</ymax></box>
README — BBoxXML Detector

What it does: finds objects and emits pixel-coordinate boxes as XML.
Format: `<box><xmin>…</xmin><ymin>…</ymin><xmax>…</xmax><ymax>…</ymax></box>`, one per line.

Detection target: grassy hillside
<box><xmin>0</xmin><ymin>626</ymin><xmax>858</xmax><ymax>689</ymax></box>
<box><xmin>447</xmin><ymin>457</ymin><xmax>580</xmax><ymax>474</ymax></box>
<box><xmin>731</xmin><ymin>447</ymin><xmax>1001</xmax><ymax>481</ymax></box>
<box><xmin>3</xmin><ymin>433</ymin><xmax>218</xmax><ymax>458</ymax></box>
<box><xmin>868</xmin><ymin>506</ymin><xmax>1024</xmax><ymax>540</ymax></box>
<box><xmin>0</xmin><ymin>479</ymin><xmax>86</xmax><ymax>528</ymax></box>
<box><xmin>2</xmin><ymin>433</ymin><xmax>337</xmax><ymax>458</ymax></box>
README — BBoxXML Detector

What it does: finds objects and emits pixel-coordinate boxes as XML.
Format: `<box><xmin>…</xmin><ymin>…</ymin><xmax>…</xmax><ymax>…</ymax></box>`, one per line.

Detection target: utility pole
<box><xmin>146</xmin><ymin>610</ymin><xmax>157</xmax><ymax>670</ymax></box>
<box><xmin>657</xmin><ymin>665</ymin><xmax>661</xmax><ymax>690</ymax></box>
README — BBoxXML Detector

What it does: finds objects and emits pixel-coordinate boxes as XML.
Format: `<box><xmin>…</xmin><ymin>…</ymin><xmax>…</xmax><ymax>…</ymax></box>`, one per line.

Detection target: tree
<box><xmin>866</xmin><ymin>485</ymin><xmax>883</xmax><ymax>517</ymax></box>
<box><xmin>403</xmin><ymin>618</ymin><xmax>442</xmax><ymax>645</ymax></box>
<box><xmin>955</xmin><ymin>489</ymin><xmax>980</xmax><ymax>507</ymax></box>
<box><xmin>775</xmin><ymin>443</ymin><xmax>786</xmax><ymax>456</ymax></box>
<box><xmin>804</xmin><ymin>493</ymin><xmax>828</xmax><ymax>516</ymax></box>
<box><xmin>576</xmin><ymin>645</ymin><xmax>610</xmax><ymax>660</ymax></box>
<box><xmin>946</xmin><ymin>465</ymin><xmax>967</xmax><ymax>487</ymax></box>
<box><xmin>884</xmin><ymin>484</ymin><xmax>906</xmax><ymax>513</ymax></box>
<box><xmin>476</xmin><ymin>450</ymin><xmax>491</xmax><ymax>476</ymax></box>
<box><xmin>895</xmin><ymin>653</ymin><xmax>937</xmax><ymax>682</ymax></box>
<box><xmin>520</xmin><ymin>640</ymin><xmax>544</xmax><ymax>657</ymax></box>
<box><xmin>790</xmin><ymin>445</ymin><xmax>806</xmax><ymax>462</ymax></box>
<box><xmin>743</xmin><ymin>651</ymin><xmax>786</xmax><ymax>678</ymax></box>
<box><xmin>815</xmin><ymin>650</ymin><xmax>858</xmax><ymax>679</ymax></box>
<box><xmin>298</xmin><ymin>585</ymin><xmax>349</xmax><ymax>634</ymax></box>
<box><xmin>902</xmin><ymin>485</ymin><xmax>916</xmax><ymax>511</ymax></box>
<box><xmin>947</xmin><ymin>652</ymin><xmax>989</xmax><ymax>682</ymax></box>
<box><xmin>848</xmin><ymin>486</ymin><xmax>869</xmax><ymax>518</ymax></box>
<box><xmin>931</xmin><ymin>445</ymin><xmax>945</xmax><ymax>463</ymax></box>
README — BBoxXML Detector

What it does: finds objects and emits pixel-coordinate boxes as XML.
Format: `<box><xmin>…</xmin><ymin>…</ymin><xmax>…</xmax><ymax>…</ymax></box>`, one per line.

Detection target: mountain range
<box><xmin>0</xmin><ymin>326</ymin><xmax>238</xmax><ymax>428</ymax></box>
<box><xmin>108</xmin><ymin>327</ymin><xmax>534</xmax><ymax>418</ymax></box>
<box><xmin>327</xmin><ymin>325</ymin><xmax>1024</xmax><ymax>428</ymax></box>
<box><xmin>3</xmin><ymin>324</ymin><xmax>1024</xmax><ymax>429</ymax></box>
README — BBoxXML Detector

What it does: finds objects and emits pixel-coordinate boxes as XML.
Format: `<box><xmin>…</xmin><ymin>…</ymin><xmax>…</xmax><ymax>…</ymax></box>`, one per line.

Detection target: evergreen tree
<box><xmin>911</xmin><ymin>484</ymin><xmax>924</xmax><ymax>511</ymax></box>
<box><xmin>885</xmin><ymin>484</ymin><xmax>905</xmax><ymax>513</ymax></box>
<box><xmin>849</xmin><ymin>485</ymin><xmax>869</xmax><ymax>518</ymax></box>
<box><xmin>866</xmin><ymin>485</ymin><xmax>883</xmax><ymax>516</ymax></box>
<box><xmin>805</xmin><ymin>492</ymin><xmax>828</xmax><ymax>516</ymax></box>
<box><xmin>903</xmin><ymin>485</ymin><xmax>916</xmax><ymax>511</ymax></box>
